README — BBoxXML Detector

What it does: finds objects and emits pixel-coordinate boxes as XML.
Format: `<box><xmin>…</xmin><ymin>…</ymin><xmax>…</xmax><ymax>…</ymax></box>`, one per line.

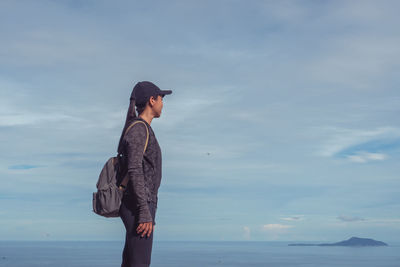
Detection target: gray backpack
<box><xmin>92</xmin><ymin>120</ymin><xmax>149</xmax><ymax>217</ymax></box>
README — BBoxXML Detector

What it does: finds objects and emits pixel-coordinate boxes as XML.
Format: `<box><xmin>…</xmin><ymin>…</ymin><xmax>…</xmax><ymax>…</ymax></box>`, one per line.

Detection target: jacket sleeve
<box><xmin>124</xmin><ymin>122</ymin><xmax>153</xmax><ymax>223</ymax></box>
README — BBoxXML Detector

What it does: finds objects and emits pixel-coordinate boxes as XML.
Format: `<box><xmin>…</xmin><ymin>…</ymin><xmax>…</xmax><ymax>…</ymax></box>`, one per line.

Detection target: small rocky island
<box><xmin>288</xmin><ymin>237</ymin><xmax>388</xmax><ymax>247</ymax></box>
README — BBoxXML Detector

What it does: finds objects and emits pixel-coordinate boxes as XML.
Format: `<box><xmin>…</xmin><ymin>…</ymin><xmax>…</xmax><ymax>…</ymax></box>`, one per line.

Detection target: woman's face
<box><xmin>151</xmin><ymin>95</ymin><xmax>164</xmax><ymax>118</ymax></box>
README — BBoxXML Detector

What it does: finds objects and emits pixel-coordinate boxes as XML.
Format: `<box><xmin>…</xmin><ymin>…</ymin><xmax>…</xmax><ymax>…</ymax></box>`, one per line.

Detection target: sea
<box><xmin>0</xmin><ymin>240</ymin><xmax>399</xmax><ymax>267</ymax></box>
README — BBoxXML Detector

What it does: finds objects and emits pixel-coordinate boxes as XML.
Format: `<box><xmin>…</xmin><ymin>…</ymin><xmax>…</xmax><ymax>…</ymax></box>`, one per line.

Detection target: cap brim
<box><xmin>160</xmin><ymin>90</ymin><xmax>172</xmax><ymax>96</ymax></box>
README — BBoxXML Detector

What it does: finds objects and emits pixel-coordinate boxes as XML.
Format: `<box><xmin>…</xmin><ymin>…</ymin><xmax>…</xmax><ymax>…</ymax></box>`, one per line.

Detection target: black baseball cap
<box><xmin>130</xmin><ymin>81</ymin><xmax>172</xmax><ymax>106</ymax></box>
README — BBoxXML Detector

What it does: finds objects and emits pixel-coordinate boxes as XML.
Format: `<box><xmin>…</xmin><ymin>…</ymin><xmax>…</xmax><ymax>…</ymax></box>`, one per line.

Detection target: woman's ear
<box><xmin>149</xmin><ymin>95</ymin><xmax>156</xmax><ymax>107</ymax></box>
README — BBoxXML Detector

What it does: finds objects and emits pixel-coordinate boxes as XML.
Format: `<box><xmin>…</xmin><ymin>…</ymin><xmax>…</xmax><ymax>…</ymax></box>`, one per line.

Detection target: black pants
<box><xmin>119</xmin><ymin>194</ymin><xmax>157</xmax><ymax>267</ymax></box>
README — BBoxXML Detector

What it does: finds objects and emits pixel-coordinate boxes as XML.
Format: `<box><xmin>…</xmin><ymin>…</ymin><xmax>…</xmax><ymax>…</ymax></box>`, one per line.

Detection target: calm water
<box><xmin>0</xmin><ymin>240</ymin><xmax>399</xmax><ymax>267</ymax></box>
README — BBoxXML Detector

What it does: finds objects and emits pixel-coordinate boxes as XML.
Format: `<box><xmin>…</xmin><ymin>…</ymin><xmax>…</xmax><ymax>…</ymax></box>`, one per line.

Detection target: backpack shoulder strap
<box><xmin>119</xmin><ymin>120</ymin><xmax>149</xmax><ymax>189</ymax></box>
<box><xmin>124</xmin><ymin>120</ymin><xmax>149</xmax><ymax>153</ymax></box>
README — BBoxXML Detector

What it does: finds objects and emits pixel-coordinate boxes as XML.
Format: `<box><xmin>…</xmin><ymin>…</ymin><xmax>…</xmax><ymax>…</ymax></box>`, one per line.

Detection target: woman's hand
<box><xmin>136</xmin><ymin>222</ymin><xmax>154</xmax><ymax>238</ymax></box>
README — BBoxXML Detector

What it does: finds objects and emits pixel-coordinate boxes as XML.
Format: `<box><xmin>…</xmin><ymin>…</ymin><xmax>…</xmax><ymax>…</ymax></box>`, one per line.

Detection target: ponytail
<box><xmin>117</xmin><ymin>97</ymin><xmax>137</xmax><ymax>155</ymax></box>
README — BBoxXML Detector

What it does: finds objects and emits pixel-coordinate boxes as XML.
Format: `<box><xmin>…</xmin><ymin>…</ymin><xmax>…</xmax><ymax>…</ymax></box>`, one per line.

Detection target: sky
<box><xmin>0</xmin><ymin>0</ymin><xmax>399</xmax><ymax>242</ymax></box>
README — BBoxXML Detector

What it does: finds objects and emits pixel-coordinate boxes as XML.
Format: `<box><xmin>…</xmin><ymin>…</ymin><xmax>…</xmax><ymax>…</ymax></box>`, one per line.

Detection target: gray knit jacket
<box><xmin>121</xmin><ymin>117</ymin><xmax>162</xmax><ymax>224</ymax></box>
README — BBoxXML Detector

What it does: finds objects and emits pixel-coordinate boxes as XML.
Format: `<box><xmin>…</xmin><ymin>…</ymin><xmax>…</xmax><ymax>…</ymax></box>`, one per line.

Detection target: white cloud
<box><xmin>347</xmin><ymin>152</ymin><xmax>387</xmax><ymax>163</ymax></box>
<box><xmin>317</xmin><ymin>126</ymin><xmax>400</xmax><ymax>157</ymax></box>
<box><xmin>0</xmin><ymin>112</ymin><xmax>80</xmax><ymax>127</ymax></box>
<box><xmin>243</xmin><ymin>226</ymin><xmax>251</xmax><ymax>240</ymax></box>
<box><xmin>262</xmin><ymin>224</ymin><xmax>293</xmax><ymax>231</ymax></box>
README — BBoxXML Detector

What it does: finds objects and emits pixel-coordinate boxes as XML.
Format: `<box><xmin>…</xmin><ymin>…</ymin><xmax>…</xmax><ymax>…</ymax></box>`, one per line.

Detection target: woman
<box><xmin>117</xmin><ymin>81</ymin><xmax>172</xmax><ymax>267</ymax></box>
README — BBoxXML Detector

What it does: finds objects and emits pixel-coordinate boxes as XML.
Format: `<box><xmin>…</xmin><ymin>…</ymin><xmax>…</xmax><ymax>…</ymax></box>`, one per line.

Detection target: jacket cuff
<box><xmin>137</xmin><ymin>205</ymin><xmax>153</xmax><ymax>223</ymax></box>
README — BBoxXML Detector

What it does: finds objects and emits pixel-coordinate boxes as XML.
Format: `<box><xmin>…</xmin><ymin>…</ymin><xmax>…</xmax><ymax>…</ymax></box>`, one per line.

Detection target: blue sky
<box><xmin>1</xmin><ymin>0</ymin><xmax>399</xmax><ymax>242</ymax></box>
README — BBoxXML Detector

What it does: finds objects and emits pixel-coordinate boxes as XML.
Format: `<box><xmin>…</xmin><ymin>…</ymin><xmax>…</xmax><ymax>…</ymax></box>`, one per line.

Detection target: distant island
<box><xmin>288</xmin><ymin>237</ymin><xmax>388</xmax><ymax>247</ymax></box>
